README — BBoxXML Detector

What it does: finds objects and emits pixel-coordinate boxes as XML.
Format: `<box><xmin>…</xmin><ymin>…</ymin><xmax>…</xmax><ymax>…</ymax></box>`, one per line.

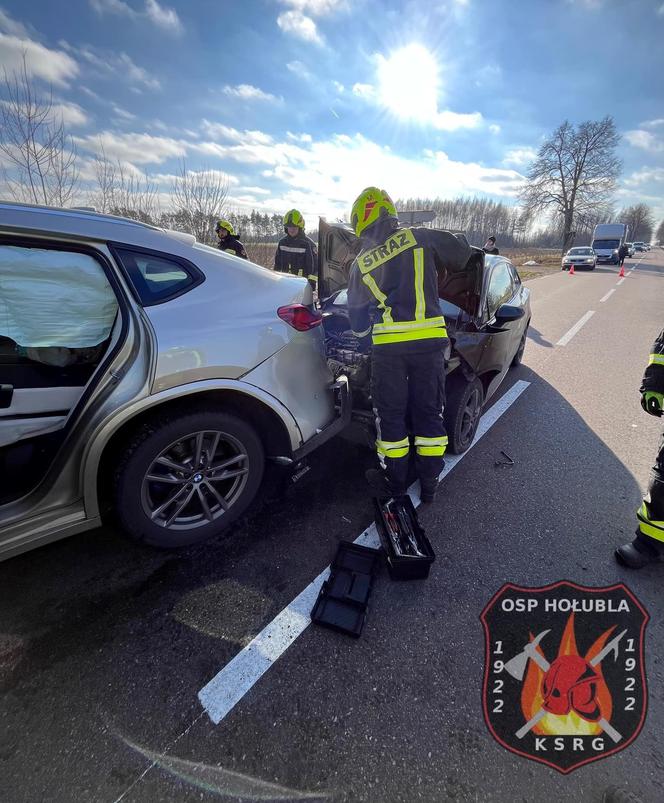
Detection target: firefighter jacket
<box><xmin>348</xmin><ymin>225</ymin><xmax>471</xmax><ymax>350</ymax></box>
<box><xmin>218</xmin><ymin>235</ymin><xmax>248</xmax><ymax>259</ymax></box>
<box><xmin>641</xmin><ymin>326</ymin><xmax>664</xmax><ymax>394</ymax></box>
<box><xmin>274</xmin><ymin>232</ymin><xmax>318</xmax><ymax>284</ymax></box>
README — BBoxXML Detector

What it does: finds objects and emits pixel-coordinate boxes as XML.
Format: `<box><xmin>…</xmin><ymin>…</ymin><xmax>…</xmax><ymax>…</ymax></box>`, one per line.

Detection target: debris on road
<box><xmin>495</xmin><ymin>450</ymin><xmax>515</xmax><ymax>467</ymax></box>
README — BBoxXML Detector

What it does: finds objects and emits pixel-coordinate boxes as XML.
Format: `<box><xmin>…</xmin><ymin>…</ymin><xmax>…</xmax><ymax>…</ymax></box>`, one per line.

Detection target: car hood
<box><xmin>318</xmin><ymin>218</ymin><xmax>484</xmax><ymax>318</ymax></box>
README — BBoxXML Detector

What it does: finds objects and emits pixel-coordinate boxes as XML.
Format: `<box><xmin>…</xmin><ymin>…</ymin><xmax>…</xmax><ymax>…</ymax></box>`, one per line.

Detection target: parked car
<box><xmin>626</xmin><ymin>242</ymin><xmax>635</xmax><ymax>257</ymax></box>
<box><xmin>318</xmin><ymin>220</ymin><xmax>531</xmax><ymax>455</ymax></box>
<box><xmin>561</xmin><ymin>247</ymin><xmax>597</xmax><ymax>271</ymax></box>
<box><xmin>0</xmin><ymin>202</ymin><xmax>350</xmax><ymax>559</ymax></box>
<box><xmin>634</xmin><ymin>242</ymin><xmax>647</xmax><ymax>252</ymax></box>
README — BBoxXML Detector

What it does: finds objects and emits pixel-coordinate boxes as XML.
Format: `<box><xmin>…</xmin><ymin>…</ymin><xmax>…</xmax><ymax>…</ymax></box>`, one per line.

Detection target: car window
<box><xmin>486</xmin><ymin>262</ymin><xmax>514</xmax><ymax>319</ymax></box>
<box><xmin>506</xmin><ymin>261</ymin><xmax>522</xmax><ymax>287</ymax></box>
<box><xmin>0</xmin><ymin>244</ymin><xmax>118</xmax><ymax>363</ymax></box>
<box><xmin>112</xmin><ymin>247</ymin><xmax>200</xmax><ymax>306</ymax></box>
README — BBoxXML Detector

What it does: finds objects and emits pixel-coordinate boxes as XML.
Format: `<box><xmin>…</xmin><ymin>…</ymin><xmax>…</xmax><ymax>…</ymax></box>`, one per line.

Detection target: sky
<box><xmin>0</xmin><ymin>0</ymin><xmax>663</xmax><ymax>230</ymax></box>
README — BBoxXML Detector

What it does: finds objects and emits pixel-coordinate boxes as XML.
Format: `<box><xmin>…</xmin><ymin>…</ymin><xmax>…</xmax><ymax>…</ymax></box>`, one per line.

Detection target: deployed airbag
<box><xmin>0</xmin><ymin>246</ymin><xmax>118</xmax><ymax>348</ymax></box>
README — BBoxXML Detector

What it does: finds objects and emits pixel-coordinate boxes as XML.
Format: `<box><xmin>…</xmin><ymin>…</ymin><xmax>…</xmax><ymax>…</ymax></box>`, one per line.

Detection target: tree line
<box><xmin>1</xmin><ymin>59</ymin><xmax>661</xmax><ymax>251</ymax></box>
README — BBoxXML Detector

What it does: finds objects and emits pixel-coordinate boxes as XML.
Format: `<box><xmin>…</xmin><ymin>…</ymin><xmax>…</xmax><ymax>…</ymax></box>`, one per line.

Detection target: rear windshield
<box><xmin>592</xmin><ymin>239</ymin><xmax>619</xmax><ymax>249</ymax></box>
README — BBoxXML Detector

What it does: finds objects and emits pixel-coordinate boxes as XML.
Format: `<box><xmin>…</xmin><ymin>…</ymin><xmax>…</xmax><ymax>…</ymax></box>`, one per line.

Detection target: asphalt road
<box><xmin>2</xmin><ymin>250</ymin><xmax>664</xmax><ymax>803</ymax></box>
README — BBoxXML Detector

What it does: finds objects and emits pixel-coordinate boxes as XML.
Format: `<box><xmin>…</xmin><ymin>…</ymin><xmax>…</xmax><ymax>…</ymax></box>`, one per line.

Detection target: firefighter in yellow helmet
<box><xmin>615</xmin><ymin>325</ymin><xmax>664</xmax><ymax>567</ymax></box>
<box><xmin>215</xmin><ymin>219</ymin><xmax>248</xmax><ymax>259</ymax></box>
<box><xmin>347</xmin><ymin>187</ymin><xmax>471</xmax><ymax>502</ymax></box>
<box><xmin>274</xmin><ymin>209</ymin><xmax>318</xmax><ymax>290</ymax></box>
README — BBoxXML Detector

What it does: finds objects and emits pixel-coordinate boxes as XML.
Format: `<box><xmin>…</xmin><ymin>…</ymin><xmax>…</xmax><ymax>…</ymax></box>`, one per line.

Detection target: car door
<box><xmin>475</xmin><ymin>259</ymin><xmax>524</xmax><ymax>394</ymax></box>
<box><xmin>0</xmin><ymin>241</ymin><xmax>120</xmax><ymax>503</ymax></box>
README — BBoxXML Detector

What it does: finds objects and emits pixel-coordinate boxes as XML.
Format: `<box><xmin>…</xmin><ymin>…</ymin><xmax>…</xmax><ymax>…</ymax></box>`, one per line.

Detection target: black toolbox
<box><xmin>311</xmin><ymin>541</ymin><xmax>381</xmax><ymax>637</ymax></box>
<box><xmin>374</xmin><ymin>495</ymin><xmax>435</xmax><ymax>580</ymax></box>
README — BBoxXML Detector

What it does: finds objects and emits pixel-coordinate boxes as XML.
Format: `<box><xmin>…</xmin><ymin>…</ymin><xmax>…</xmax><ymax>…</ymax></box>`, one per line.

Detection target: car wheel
<box><xmin>114</xmin><ymin>409</ymin><xmax>265</xmax><ymax>548</ymax></box>
<box><xmin>444</xmin><ymin>375</ymin><xmax>484</xmax><ymax>455</ymax></box>
<box><xmin>511</xmin><ymin>324</ymin><xmax>529</xmax><ymax>367</ymax></box>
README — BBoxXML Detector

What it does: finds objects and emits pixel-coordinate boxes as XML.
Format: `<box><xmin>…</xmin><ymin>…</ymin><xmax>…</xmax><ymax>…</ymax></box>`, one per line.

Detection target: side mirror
<box><xmin>495</xmin><ymin>303</ymin><xmax>525</xmax><ymax>323</ymax></box>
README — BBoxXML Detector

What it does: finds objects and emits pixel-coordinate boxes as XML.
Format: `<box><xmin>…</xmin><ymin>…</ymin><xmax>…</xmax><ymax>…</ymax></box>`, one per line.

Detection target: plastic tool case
<box><xmin>311</xmin><ymin>541</ymin><xmax>380</xmax><ymax>637</ymax></box>
<box><xmin>374</xmin><ymin>495</ymin><xmax>435</xmax><ymax>580</ymax></box>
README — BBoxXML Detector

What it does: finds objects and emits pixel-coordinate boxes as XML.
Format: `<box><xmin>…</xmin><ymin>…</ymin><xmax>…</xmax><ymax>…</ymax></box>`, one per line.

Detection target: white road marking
<box><xmin>556</xmin><ymin>311</ymin><xmax>595</xmax><ymax>347</ymax></box>
<box><xmin>617</xmin><ymin>278</ymin><xmax>626</xmax><ymax>287</ymax></box>
<box><xmin>198</xmin><ymin>379</ymin><xmax>532</xmax><ymax>725</ymax></box>
<box><xmin>600</xmin><ymin>289</ymin><xmax>616</xmax><ymax>303</ymax></box>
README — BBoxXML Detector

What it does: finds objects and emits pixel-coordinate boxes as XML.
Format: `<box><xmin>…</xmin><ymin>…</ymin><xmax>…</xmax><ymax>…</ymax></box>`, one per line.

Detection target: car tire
<box><xmin>511</xmin><ymin>324</ymin><xmax>529</xmax><ymax>367</ymax></box>
<box><xmin>444</xmin><ymin>375</ymin><xmax>484</xmax><ymax>455</ymax></box>
<box><xmin>113</xmin><ymin>409</ymin><xmax>265</xmax><ymax>548</ymax></box>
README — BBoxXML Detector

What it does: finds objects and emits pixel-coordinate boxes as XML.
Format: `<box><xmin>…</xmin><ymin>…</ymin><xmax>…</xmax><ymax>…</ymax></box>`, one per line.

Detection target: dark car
<box><xmin>318</xmin><ymin>219</ymin><xmax>531</xmax><ymax>454</ymax></box>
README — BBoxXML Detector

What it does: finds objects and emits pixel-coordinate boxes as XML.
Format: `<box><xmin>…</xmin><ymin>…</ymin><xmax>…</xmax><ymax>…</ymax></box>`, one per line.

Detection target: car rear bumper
<box><xmin>292</xmin><ymin>375</ymin><xmax>351</xmax><ymax>460</ymax></box>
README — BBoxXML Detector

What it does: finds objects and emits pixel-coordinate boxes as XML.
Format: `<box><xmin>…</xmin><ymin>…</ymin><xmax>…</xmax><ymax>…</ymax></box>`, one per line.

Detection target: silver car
<box><xmin>561</xmin><ymin>247</ymin><xmax>597</xmax><ymax>271</ymax></box>
<box><xmin>0</xmin><ymin>202</ymin><xmax>349</xmax><ymax>559</ymax></box>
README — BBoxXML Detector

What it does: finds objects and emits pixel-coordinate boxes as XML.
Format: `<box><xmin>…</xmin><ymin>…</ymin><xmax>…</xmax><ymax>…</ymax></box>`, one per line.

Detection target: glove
<box><xmin>641</xmin><ymin>391</ymin><xmax>664</xmax><ymax>417</ymax></box>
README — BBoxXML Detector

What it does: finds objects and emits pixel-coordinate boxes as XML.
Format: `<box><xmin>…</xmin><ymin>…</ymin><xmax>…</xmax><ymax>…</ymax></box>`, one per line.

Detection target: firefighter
<box><xmin>615</xmin><ymin>325</ymin><xmax>664</xmax><ymax>567</ymax></box>
<box><xmin>215</xmin><ymin>219</ymin><xmax>248</xmax><ymax>259</ymax></box>
<box><xmin>274</xmin><ymin>209</ymin><xmax>318</xmax><ymax>289</ymax></box>
<box><xmin>347</xmin><ymin>186</ymin><xmax>471</xmax><ymax>502</ymax></box>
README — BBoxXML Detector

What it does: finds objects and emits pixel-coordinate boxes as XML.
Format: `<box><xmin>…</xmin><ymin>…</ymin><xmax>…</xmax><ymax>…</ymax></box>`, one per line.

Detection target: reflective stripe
<box><xmin>280</xmin><ymin>245</ymin><xmax>307</xmax><ymax>253</ymax></box>
<box><xmin>648</xmin><ymin>354</ymin><xmax>664</xmax><ymax>366</ymax></box>
<box><xmin>415</xmin><ymin>436</ymin><xmax>448</xmax><ymax>446</ymax></box>
<box><xmin>307</xmin><ymin>274</ymin><xmax>317</xmax><ymax>282</ymax></box>
<box><xmin>414</xmin><ymin>247</ymin><xmax>425</xmax><ymax>321</ymax></box>
<box><xmin>352</xmin><ymin>327</ymin><xmax>372</xmax><ymax>338</ymax></box>
<box><xmin>416</xmin><ymin>445</ymin><xmax>446</xmax><ymax>457</ymax></box>
<box><xmin>373</xmin><ymin>327</ymin><xmax>447</xmax><ymax>345</ymax></box>
<box><xmin>376</xmin><ymin>437</ymin><xmax>410</xmax><ymax>459</ymax></box>
<box><xmin>373</xmin><ymin>316</ymin><xmax>446</xmax><ymax>334</ymax></box>
<box><xmin>362</xmin><ymin>273</ymin><xmax>394</xmax><ymax>325</ymax></box>
<box><xmin>637</xmin><ymin>503</ymin><xmax>664</xmax><ymax>543</ymax></box>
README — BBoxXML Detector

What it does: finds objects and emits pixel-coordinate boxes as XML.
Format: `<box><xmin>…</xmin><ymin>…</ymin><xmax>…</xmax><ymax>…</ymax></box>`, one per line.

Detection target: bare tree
<box><xmin>621</xmin><ymin>203</ymin><xmax>655</xmax><ymax>243</ymax></box>
<box><xmin>520</xmin><ymin>116</ymin><xmax>621</xmax><ymax>253</ymax></box>
<box><xmin>656</xmin><ymin>219</ymin><xmax>664</xmax><ymax>245</ymax></box>
<box><xmin>0</xmin><ymin>55</ymin><xmax>79</xmax><ymax>206</ymax></box>
<box><xmin>91</xmin><ymin>144</ymin><xmax>117</xmax><ymax>214</ymax></box>
<box><xmin>109</xmin><ymin>161</ymin><xmax>159</xmax><ymax>224</ymax></box>
<box><xmin>171</xmin><ymin>160</ymin><xmax>229</xmax><ymax>243</ymax></box>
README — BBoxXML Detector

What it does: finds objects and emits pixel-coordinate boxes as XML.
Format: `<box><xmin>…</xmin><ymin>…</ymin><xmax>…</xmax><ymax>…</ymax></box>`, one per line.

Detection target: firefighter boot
<box><xmin>420</xmin><ymin>476</ymin><xmax>439</xmax><ymax>504</ymax></box>
<box><xmin>365</xmin><ymin>469</ymin><xmax>405</xmax><ymax>498</ymax></box>
<box><xmin>615</xmin><ymin>531</ymin><xmax>664</xmax><ymax>569</ymax></box>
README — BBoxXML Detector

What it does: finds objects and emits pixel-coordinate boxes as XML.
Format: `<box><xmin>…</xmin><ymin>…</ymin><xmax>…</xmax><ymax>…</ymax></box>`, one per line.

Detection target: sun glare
<box><xmin>377</xmin><ymin>44</ymin><xmax>440</xmax><ymax>122</ymax></box>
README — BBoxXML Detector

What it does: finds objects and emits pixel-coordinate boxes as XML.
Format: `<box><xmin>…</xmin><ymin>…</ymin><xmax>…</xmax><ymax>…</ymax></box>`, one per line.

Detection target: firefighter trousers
<box><xmin>637</xmin><ymin>429</ymin><xmax>664</xmax><ymax>545</ymax></box>
<box><xmin>371</xmin><ymin>345</ymin><xmax>448</xmax><ymax>492</ymax></box>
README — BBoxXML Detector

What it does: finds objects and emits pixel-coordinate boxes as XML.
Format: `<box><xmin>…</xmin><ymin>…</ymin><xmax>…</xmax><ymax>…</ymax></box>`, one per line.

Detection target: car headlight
<box><xmin>612</xmin><ymin>249</ymin><xmax>619</xmax><ymax>254</ymax></box>
<box><xmin>586</xmin><ymin>258</ymin><xmax>594</xmax><ymax>263</ymax></box>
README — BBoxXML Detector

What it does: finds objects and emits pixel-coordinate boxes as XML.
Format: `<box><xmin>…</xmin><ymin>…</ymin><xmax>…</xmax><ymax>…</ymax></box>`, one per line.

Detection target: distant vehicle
<box><xmin>0</xmin><ymin>202</ymin><xmax>350</xmax><ymax>559</ymax></box>
<box><xmin>592</xmin><ymin>223</ymin><xmax>629</xmax><ymax>265</ymax></box>
<box><xmin>561</xmin><ymin>247</ymin><xmax>597</xmax><ymax>271</ymax></box>
<box><xmin>634</xmin><ymin>242</ymin><xmax>647</xmax><ymax>252</ymax></box>
<box><xmin>626</xmin><ymin>242</ymin><xmax>635</xmax><ymax>257</ymax></box>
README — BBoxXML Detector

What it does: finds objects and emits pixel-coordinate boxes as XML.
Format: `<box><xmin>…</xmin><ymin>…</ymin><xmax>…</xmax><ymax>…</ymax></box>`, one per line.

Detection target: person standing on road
<box><xmin>483</xmin><ymin>236</ymin><xmax>499</xmax><ymax>255</ymax></box>
<box><xmin>347</xmin><ymin>186</ymin><xmax>471</xmax><ymax>502</ymax></box>
<box><xmin>615</xmin><ymin>325</ymin><xmax>664</xmax><ymax>567</ymax></box>
<box><xmin>215</xmin><ymin>219</ymin><xmax>248</xmax><ymax>259</ymax></box>
<box><xmin>618</xmin><ymin>242</ymin><xmax>629</xmax><ymax>268</ymax></box>
<box><xmin>274</xmin><ymin>209</ymin><xmax>318</xmax><ymax>290</ymax></box>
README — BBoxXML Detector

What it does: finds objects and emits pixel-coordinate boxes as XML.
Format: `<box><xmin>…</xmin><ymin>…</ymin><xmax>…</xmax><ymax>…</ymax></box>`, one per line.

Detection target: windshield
<box><xmin>569</xmin><ymin>248</ymin><xmax>593</xmax><ymax>255</ymax></box>
<box><xmin>592</xmin><ymin>239</ymin><xmax>619</xmax><ymax>250</ymax></box>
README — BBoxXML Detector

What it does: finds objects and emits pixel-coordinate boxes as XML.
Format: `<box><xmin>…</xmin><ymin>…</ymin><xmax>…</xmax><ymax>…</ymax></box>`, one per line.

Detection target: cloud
<box><xmin>641</xmin><ymin>118</ymin><xmax>664</xmax><ymax>129</ymax></box>
<box><xmin>624</xmin><ymin>129</ymin><xmax>664</xmax><ymax>153</ymax></box>
<box><xmin>201</xmin><ymin>120</ymin><xmax>274</xmax><ymax>146</ymax></box>
<box><xmin>624</xmin><ymin>167</ymin><xmax>664</xmax><ymax>186</ymax></box>
<box><xmin>287</xmin><ymin>131</ymin><xmax>313</xmax><ymax>143</ymax></box>
<box><xmin>112</xmin><ymin>104</ymin><xmax>137</xmax><ymax>121</ymax></box>
<box><xmin>352</xmin><ymin>82</ymin><xmax>375</xmax><ymax>99</ymax></box>
<box><xmin>658</xmin><ymin>2</ymin><xmax>664</xmax><ymax>15</ymax></box>
<box><xmin>277</xmin><ymin>10</ymin><xmax>322</xmax><ymax>43</ymax></box>
<box><xmin>222</xmin><ymin>84</ymin><xmax>281</xmax><ymax>103</ymax></box>
<box><xmin>60</xmin><ymin>42</ymin><xmax>160</xmax><ymax>90</ymax></box>
<box><xmin>286</xmin><ymin>60</ymin><xmax>313</xmax><ymax>81</ymax></box>
<box><xmin>502</xmin><ymin>147</ymin><xmax>538</xmax><ymax>167</ymax></box>
<box><xmin>333</xmin><ymin>80</ymin><xmax>344</xmax><ymax>93</ymax></box>
<box><xmin>0</xmin><ymin>15</ymin><xmax>78</xmax><ymax>86</ymax></box>
<box><xmin>280</xmin><ymin>0</ymin><xmax>346</xmax><ymax>12</ymax></box>
<box><xmin>434</xmin><ymin>110</ymin><xmax>483</xmax><ymax>131</ymax></box>
<box><xmin>489</xmin><ymin>124</ymin><xmax>501</xmax><ymax>135</ymax></box>
<box><xmin>73</xmin><ymin>131</ymin><xmax>187</xmax><ymax>164</ymax></box>
<box><xmin>52</xmin><ymin>102</ymin><xmax>89</xmax><ymax>126</ymax></box>
<box><xmin>89</xmin><ymin>0</ymin><xmax>183</xmax><ymax>34</ymax></box>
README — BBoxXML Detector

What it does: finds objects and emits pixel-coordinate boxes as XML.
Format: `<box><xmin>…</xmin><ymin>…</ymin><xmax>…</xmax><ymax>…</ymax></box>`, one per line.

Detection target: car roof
<box><xmin>0</xmin><ymin>200</ymin><xmax>197</xmax><ymax>256</ymax></box>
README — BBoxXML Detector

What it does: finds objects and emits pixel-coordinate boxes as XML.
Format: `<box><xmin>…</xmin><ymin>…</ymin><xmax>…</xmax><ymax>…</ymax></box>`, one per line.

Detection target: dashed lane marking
<box><xmin>556</xmin><ymin>311</ymin><xmax>595</xmax><ymax>347</ymax></box>
<box><xmin>198</xmin><ymin>379</ymin><xmax>532</xmax><ymax>725</ymax></box>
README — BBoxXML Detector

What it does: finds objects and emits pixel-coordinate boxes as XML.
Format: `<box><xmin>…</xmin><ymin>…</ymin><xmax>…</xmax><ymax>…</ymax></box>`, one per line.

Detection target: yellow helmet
<box><xmin>215</xmin><ymin>219</ymin><xmax>236</xmax><ymax>236</ymax></box>
<box><xmin>350</xmin><ymin>186</ymin><xmax>397</xmax><ymax>238</ymax></box>
<box><xmin>283</xmin><ymin>209</ymin><xmax>305</xmax><ymax>232</ymax></box>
